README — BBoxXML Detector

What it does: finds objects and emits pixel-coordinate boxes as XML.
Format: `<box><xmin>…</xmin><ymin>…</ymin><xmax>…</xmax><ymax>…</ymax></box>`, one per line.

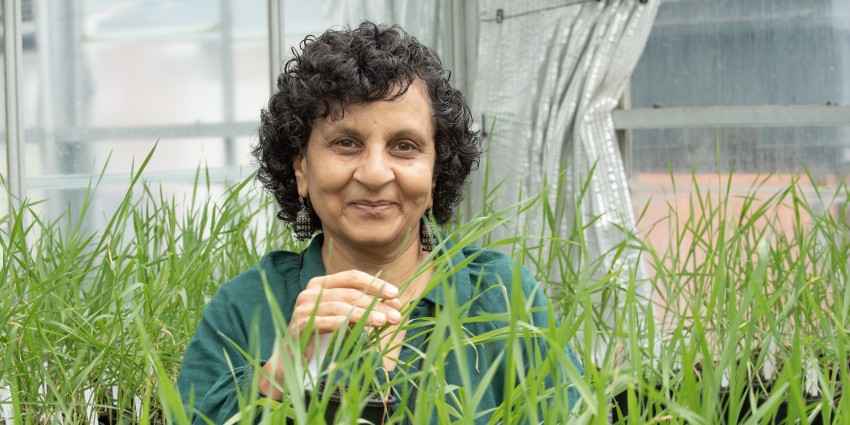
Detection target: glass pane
<box><xmin>633</xmin><ymin>127</ymin><xmax>850</xmax><ymax>178</ymax></box>
<box><xmin>25</xmin><ymin>134</ymin><xmax>256</xmax><ymax>233</ymax></box>
<box><xmin>632</xmin><ymin>0</ymin><xmax>850</xmax><ymax>108</ymax></box>
<box><xmin>21</xmin><ymin>0</ymin><xmax>269</xmax><ymax>223</ymax></box>
<box><xmin>631</xmin><ymin>126</ymin><xmax>850</xmax><ymax>252</ymax></box>
<box><xmin>283</xmin><ymin>0</ymin><xmax>328</xmax><ymax>51</ymax></box>
<box><xmin>26</xmin><ymin>181</ymin><xmax>245</xmax><ymax>244</ymax></box>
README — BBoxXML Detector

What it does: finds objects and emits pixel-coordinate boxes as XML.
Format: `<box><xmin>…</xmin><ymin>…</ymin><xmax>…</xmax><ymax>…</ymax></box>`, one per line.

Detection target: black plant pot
<box><xmin>96</xmin><ymin>407</ymin><xmax>164</xmax><ymax>425</ymax></box>
<box><xmin>610</xmin><ymin>381</ymin><xmax>665</xmax><ymax>422</ymax></box>
<box><xmin>610</xmin><ymin>383</ymin><xmax>758</xmax><ymax>423</ymax></box>
<box><xmin>297</xmin><ymin>381</ymin><xmax>397</xmax><ymax>425</ymax></box>
<box><xmin>610</xmin><ymin>372</ymin><xmax>843</xmax><ymax>424</ymax></box>
<box><xmin>611</xmin><ymin>355</ymin><xmax>849</xmax><ymax>423</ymax></box>
<box><xmin>96</xmin><ymin>409</ymin><xmax>131</xmax><ymax>425</ymax></box>
<box><xmin>321</xmin><ymin>390</ymin><xmax>397</xmax><ymax>424</ymax></box>
<box><xmin>610</xmin><ymin>364</ymin><xmax>763</xmax><ymax>423</ymax></box>
<box><xmin>758</xmin><ymin>355</ymin><xmax>849</xmax><ymax>424</ymax></box>
<box><xmin>758</xmin><ymin>394</ymin><xmax>840</xmax><ymax>425</ymax></box>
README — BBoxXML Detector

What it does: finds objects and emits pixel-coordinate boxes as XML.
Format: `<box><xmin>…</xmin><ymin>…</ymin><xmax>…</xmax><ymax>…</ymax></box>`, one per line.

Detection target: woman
<box><xmin>177</xmin><ymin>21</ymin><xmax>581</xmax><ymax>424</ymax></box>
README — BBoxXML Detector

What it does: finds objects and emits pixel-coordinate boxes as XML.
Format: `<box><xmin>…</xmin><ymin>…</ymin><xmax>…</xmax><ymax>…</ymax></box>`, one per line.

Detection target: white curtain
<box><xmin>324</xmin><ymin>0</ymin><xmax>455</xmax><ymax>69</ymax></box>
<box><xmin>470</xmin><ymin>0</ymin><xmax>659</xmax><ymax>354</ymax></box>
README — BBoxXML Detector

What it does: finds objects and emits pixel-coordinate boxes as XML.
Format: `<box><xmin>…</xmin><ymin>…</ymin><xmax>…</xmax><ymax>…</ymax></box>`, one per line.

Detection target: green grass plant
<box><xmin>1</xmin><ymin>149</ymin><xmax>849</xmax><ymax>424</ymax></box>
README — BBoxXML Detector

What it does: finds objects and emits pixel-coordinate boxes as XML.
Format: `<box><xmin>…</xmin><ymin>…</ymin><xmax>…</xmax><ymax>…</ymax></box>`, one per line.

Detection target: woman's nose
<box><xmin>353</xmin><ymin>147</ymin><xmax>394</xmax><ymax>188</ymax></box>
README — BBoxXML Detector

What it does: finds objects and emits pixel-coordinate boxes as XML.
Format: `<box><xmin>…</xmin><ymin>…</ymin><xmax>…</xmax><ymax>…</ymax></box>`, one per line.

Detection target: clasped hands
<box><xmin>259</xmin><ymin>270</ymin><xmax>403</xmax><ymax>400</ymax></box>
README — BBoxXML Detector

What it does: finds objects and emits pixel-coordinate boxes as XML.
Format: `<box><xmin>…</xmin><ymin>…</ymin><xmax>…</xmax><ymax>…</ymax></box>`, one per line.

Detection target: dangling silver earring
<box><xmin>294</xmin><ymin>196</ymin><xmax>313</xmax><ymax>240</ymax></box>
<box><xmin>420</xmin><ymin>210</ymin><xmax>436</xmax><ymax>252</ymax></box>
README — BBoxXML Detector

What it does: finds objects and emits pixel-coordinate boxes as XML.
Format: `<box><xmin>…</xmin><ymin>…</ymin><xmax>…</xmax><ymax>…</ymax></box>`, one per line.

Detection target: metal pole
<box><xmin>267</xmin><ymin>0</ymin><xmax>284</xmax><ymax>95</ymax></box>
<box><xmin>220</xmin><ymin>0</ymin><xmax>236</xmax><ymax>167</ymax></box>
<box><xmin>617</xmin><ymin>81</ymin><xmax>633</xmax><ymax>181</ymax></box>
<box><xmin>4</xmin><ymin>0</ymin><xmax>25</xmax><ymax>217</ymax></box>
<box><xmin>35</xmin><ymin>0</ymin><xmax>56</xmax><ymax>185</ymax></box>
<box><xmin>450</xmin><ymin>0</ymin><xmax>471</xmax><ymax>221</ymax></box>
<box><xmin>450</xmin><ymin>0</ymin><xmax>467</xmax><ymax>94</ymax></box>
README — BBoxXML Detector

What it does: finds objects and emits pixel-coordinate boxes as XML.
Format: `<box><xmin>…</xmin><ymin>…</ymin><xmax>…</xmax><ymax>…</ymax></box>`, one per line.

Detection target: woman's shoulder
<box><xmin>213</xmin><ymin>250</ymin><xmax>301</xmax><ymax>303</ymax></box>
<box><xmin>455</xmin><ymin>244</ymin><xmax>539</xmax><ymax>303</ymax></box>
<box><xmin>458</xmin><ymin>244</ymin><xmax>532</xmax><ymax>285</ymax></box>
<box><xmin>191</xmin><ymin>250</ymin><xmax>304</xmax><ymax>345</ymax></box>
<box><xmin>454</xmin><ymin>243</ymin><xmax>550</xmax><ymax>326</ymax></box>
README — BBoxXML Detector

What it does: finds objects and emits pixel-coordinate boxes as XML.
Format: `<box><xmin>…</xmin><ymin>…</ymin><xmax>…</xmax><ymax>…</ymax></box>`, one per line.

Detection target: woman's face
<box><xmin>294</xmin><ymin>79</ymin><xmax>436</xmax><ymax>253</ymax></box>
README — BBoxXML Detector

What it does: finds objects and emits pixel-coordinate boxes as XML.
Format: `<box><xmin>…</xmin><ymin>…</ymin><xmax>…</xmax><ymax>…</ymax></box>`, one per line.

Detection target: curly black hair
<box><xmin>253</xmin><ymin>21</ymin><xmax>481</xmax><ymax>235</ymax></box>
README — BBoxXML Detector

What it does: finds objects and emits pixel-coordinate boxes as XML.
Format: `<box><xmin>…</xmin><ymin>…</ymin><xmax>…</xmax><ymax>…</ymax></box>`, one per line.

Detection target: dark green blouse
<box><xmin>177</xmin><ymin>235</ymin><xmax>582</xmax><ymax>424</ymax></box>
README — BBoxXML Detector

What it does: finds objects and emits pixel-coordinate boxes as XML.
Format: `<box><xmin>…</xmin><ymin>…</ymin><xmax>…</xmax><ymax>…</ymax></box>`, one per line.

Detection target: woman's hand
<box><xmin>290</xmin><ymin>270</ymin><xmax>403</xmax><ymax>335</ymax></box>
<box><xmin>259</xmin><ymin>270</ymin><xmax>403</xmax><ymax>400</ymax></box>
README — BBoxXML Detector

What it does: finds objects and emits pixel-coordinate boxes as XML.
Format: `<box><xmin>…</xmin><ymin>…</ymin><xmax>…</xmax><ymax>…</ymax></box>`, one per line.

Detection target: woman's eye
<box><xmin>330</xmin><ymin>139</ymin><xmax>359</xmax><ymax>152</ymax></box>
<box><xmin>394</xmin><ymin>142</ymin><xmax>416</xmax><ymax>151</ymax></box>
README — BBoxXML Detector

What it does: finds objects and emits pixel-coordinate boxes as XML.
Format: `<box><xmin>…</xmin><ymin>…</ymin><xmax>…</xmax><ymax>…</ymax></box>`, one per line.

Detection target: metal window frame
<box><xmin>4</xmin><ymin>0</ymin><xmax>25</xmax><ymax>213</ymax></box>
<box><xmin>1</xmin><ymin>0</ymin><xmax>281</xmax><ymax>224</ymax></box>
<box><xmin>268</xmin><ymin>0</ymin><xmax>284</xmax><ymax>95</ymax></box>
<box><xmin>614</xmin><ymin>103</ymin><xmax>850</xmax><ymax>182</ymax></box>
<box><xmin>613</xmin><ymin>105</ymin><xmax>850</xmax><ymax>130</ymax></box>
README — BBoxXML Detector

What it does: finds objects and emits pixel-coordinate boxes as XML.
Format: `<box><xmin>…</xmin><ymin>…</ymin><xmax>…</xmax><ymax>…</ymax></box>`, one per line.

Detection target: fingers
<box><xmin>290</xmin><ymin>270</ymin><xmax>407</xmax><ymax>336</ymax></box>
<box><xmin>289</xmin><ymin>309</ymin><xmax>402</xmax><ymax>336</ymax></box>
<box><xmin>297</xmin><ymin>287</ymin><xmax>402</xmax><ymax>311</ymax></box>
<box><xmin>306</xmin><ymin>270</ymin><xmax>400</xmax><ymax>301</ymax></box>
<box><xmin>301</xmin><ymin>270</ymin><xmax>404</xmax><ymax>319</ymax></box>
<box><xmin>290</xmin><ymin>312</ymin><xmax>385</xmax><ymax>334</ymax></box>
<box><xmin>291</xmin><ymin>300</ymin><xmax>400</xmax><ymax>330</ymax></box>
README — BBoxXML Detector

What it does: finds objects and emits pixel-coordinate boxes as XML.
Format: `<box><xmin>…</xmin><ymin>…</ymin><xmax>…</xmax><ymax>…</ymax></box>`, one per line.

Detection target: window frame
<box><xmin>2</xmin><ymin>0</ymin><xmax>281</xmax><ymax>222</ymax></box>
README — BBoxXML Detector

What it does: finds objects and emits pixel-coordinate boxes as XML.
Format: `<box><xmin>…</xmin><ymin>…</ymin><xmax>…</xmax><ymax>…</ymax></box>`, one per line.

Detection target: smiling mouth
<box><xmin>351</xmin><ymin>201</ymin><xmax>394</xmax><ymax>215</ymax></box>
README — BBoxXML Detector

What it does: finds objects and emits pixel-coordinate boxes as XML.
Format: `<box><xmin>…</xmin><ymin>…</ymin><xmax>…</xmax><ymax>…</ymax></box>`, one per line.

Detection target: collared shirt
<box><xmin>177</xmin><ymin>234</ymin><xmax>582</xmax><ymax>424</ymax></box>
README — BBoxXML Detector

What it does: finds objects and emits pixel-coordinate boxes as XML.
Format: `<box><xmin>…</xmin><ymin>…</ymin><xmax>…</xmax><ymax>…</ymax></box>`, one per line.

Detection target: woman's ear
<box><xmin>293</xmin><ymin>153</ymin><xmax>308</xmax><ymax>197</ymax></box>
